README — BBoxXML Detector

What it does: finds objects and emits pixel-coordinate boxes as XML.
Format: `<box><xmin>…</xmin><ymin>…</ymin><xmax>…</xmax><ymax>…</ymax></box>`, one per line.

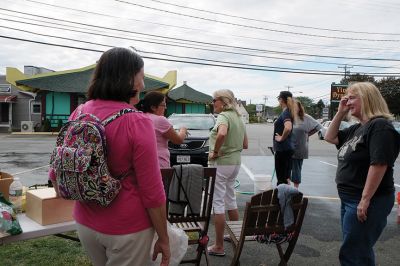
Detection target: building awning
<box><xmin>0</xmin><ymin>95</ymin><xmax>17</xmax><ymax>103</ymax></box>
<box><xmin>167</xmin><ymin>83</ymin><xmax>212</xmax><ymax>104</ymax></box>
<box><xmin>15</xmin><ymin>65</ymin><xmax>170</xmax><ymax>93</ymax></box>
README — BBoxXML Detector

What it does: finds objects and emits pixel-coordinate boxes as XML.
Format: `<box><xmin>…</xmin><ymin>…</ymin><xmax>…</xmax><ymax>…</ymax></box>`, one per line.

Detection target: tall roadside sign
<box><xmin>330</xmin><ymin>83</ymin><xmax>348</xmax><ymax>119</ymax></box>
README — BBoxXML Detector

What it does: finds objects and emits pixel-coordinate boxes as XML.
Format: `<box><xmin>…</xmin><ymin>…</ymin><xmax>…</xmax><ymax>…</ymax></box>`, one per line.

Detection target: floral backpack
<box><xmin>50</xmin><ymin>107</ymin><xmax>137</xmax><ymax>207</ymax></box>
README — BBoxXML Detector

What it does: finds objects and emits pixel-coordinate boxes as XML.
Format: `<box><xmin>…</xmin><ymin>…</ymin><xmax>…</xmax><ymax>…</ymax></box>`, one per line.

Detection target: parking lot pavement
<box><xmin>202</xmin><ymin>194</ymin><xmax>400</xmax><ymax>266</ymax></box>
<box><xmin>1</xmin><ymin>133</ymin><xmax>399</xmax><ymax>265</ymax></box>
<box><xmin>199</xmin><ymin>155</ymin><xmax>400</xmax><ymax>266</ymax></box>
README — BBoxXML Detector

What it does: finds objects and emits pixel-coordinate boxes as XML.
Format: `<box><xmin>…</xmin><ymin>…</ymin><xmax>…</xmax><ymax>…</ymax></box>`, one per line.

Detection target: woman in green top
<box><xmin>207</xmin><ymin>89</ymin><xmax>248</xmax><ymax>256</ymax></box>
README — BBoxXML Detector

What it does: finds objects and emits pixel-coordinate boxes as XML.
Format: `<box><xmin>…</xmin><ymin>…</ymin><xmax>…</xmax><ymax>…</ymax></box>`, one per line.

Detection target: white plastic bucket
<box><xmin>253</xmin><ymin>174</ymin><xmax>272</xmax><ymax>194</ymax></box>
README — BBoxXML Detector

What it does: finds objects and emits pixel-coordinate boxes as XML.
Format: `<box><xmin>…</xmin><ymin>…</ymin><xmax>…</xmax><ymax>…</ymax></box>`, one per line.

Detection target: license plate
<box><xmin>177</xmin><ymin>155</ymin><xmax>190</xmax><ymax>163</ymax></box>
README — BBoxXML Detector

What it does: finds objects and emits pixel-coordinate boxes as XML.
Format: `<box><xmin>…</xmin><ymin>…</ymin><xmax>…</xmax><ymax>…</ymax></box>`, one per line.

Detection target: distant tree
<box><xmin>340</xmin><ymin>73</ymin><xmax>375</xmax><ymax>84</ymax></box>
<box><xmin>244</xmin><ymin>104</ymin><xmax>257</xmax><ymax>118</ymax></box>
<box><xmin>376</xmin><ymin>77</ymin><xmax>400</xmax><ymax>116</ymax></box>
<box><xmin>313</xmin><ymin>99</ymin><xmax>325</xmax><ymax>118</ymax></box>
<box><xmin>295</xmin><ymin>96</ymin><xmax>313</xmax><ymax>113</ymax></box>
<box><xmin>273</xmin><ymin>106</ymin><xmax>282</xmax><ymax>115</ymax></box>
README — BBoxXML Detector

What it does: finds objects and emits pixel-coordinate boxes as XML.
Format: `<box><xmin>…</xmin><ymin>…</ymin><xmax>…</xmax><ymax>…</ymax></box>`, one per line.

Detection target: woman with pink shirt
<box><xmin>49</xmin><ymin>48</ymin><xmax>170</xmax><ymax>266</ymax></box>
<box><xmin>137</xmin><ymin>91</ymin><xmax>187</xmax><ymax>168</ymax></box>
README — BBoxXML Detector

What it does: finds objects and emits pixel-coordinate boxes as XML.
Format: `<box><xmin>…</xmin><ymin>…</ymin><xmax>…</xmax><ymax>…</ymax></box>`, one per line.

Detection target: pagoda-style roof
<box><xmin>168</xmin><ymin>83</ymin><xmax>212</xmax><ymax>104</ymax></box>
<box><xmin>15</xmin><ymin>65</ymin><xmax>169</xmax><ymax>93</ymax></box>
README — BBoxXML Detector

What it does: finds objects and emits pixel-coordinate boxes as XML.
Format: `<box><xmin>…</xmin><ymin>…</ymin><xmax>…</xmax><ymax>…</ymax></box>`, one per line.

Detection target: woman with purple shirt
<box><xmin>137</xmin><ymin>91</ymin><xmax>187</xmax><ymax>167</ymax></box>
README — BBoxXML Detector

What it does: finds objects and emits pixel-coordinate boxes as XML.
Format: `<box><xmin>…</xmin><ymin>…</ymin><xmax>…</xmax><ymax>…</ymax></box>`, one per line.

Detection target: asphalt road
<box><xmin>0</xmin><ymin>124</ymin><xmax>399</xmax><ymax>265</ymax></box>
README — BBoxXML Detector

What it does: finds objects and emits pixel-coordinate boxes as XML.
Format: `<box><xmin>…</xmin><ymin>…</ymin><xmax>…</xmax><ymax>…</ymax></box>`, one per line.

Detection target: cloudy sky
<box><xmin>1</xmin><ymin>0</ymin><xmax>400</xmax><ymax>106</ymax></box>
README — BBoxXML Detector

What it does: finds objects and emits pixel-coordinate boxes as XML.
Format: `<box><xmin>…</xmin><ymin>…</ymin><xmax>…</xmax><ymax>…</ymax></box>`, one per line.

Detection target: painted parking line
<box><xmin>305</xmin><ymin>195</ymin><xmax>339</xmax><ymax>200</ymax></box>
<box><xmin>241</xmin><ymin>163</ymin><xmax>339</xmax><ymax>200</ymax></box>
<box><xmin>241</xmin><ymin>163</ymin><xmax>255</xmax><ymax>181</ymax></box>
<box><xmin>319</xmin><ymin>160</ymin><xmax>337</xmax><ymax>167</ymax></box>
<box><xmin>319</xmin><ymin>160</ymin><xmax>400</xmax><ymax>189</ymax></box>
<box><xmin>11</xmin><ymin>165</ymin><xmax>50</xmax><ymax>176</ymax></box>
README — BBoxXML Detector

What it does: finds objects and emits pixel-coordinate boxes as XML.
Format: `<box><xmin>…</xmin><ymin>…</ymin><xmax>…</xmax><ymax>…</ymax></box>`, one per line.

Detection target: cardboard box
<box><xmin>26</xmin><ymin>188</ymin><xmax>74</xmax><ymax>225</ymax></box>
<box><xmin>0</xmin><ymin>172</ymin><xmax>14</xmax><ymax>200</ymax></box>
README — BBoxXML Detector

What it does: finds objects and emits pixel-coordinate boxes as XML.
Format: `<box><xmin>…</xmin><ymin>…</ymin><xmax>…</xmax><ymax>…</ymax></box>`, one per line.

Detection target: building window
<box><xmin>32</xmin><ymin>103</ymin><xmax>41</xmax><ymax>114</ymax></box>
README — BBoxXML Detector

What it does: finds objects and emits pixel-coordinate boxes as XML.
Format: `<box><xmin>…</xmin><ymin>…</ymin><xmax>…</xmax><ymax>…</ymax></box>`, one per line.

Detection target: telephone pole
<box><xmin>285</xmin><ymin>85</ymin><xmax>293</xmax><ymax>92</ymax></box>
<box><xmin>338</xmin><ymin>65</ymin><xmax>353</xmax><ymax>79</ymax></box>
<box><xmin>263</xmin><ymin>95</ymin><xmax>268</xmax><ymax>118</ymax></box>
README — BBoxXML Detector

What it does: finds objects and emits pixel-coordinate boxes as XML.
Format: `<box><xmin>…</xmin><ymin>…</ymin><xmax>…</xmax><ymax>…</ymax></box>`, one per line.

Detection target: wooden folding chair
<box><xmin>225</xmin><ymin>188</ymin><xmax>308</xmax><ymax>266</ymax></box>
<box><xmin>161</xmin><ymin>166</ymin><xmax>216</xmax><ymax>266</ymax></box>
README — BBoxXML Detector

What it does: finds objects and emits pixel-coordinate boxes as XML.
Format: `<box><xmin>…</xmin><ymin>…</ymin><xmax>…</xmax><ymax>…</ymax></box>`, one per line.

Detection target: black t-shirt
<box><xmin>273</xmin><ymin>108</ymin><xmax>294</xmax><ymax>152</ymax></box>
<box><xmin>336</xmin><ymin>117</ymin><xmax>400</xmax><ymax>199</ymax></box>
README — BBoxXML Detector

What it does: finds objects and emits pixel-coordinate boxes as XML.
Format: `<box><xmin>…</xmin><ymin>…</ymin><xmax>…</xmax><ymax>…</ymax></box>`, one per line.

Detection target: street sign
<box><xmin>331</xmin><ymin>84</ymin><xmax>347</xmax><ymax>102</ymax></box>
<box><xmin>256</xmin><ymin>104</ymin><xmax>263</xmax><ymax>112</ymax></box>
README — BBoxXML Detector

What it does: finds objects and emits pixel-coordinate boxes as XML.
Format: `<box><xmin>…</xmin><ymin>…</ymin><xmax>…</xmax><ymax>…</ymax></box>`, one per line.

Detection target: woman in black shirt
<box><xmin>325</xmin><ymin>82</ymin><xmax>400</xmax><ymax>266</ymax></box>
<box><xmin>273</xmin><ymin>91</ymin><xmax>297</xmax><ymax>185</ymax></box>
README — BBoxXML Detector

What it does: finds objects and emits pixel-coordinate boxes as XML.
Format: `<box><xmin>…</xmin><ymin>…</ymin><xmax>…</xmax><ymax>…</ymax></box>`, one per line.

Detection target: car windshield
<box><xmin>168</xmin><ymin>115</ymin><xmax>215</xmax><ymax>130</ymax></box>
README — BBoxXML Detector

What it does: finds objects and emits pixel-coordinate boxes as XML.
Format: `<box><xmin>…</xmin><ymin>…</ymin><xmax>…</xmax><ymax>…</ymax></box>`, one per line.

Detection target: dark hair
<box><xmin>87</xmin><ymin>47</ymin><xmax>144</xmax><ymax>103</ymax></box>
<box><xmin>136</xmin><ymin>91</ymin><xmax>165</xmax><ymax>113</ymax></box>
<box><xmin>277</xmin><ymin>91</ymin><xmax>293</xmax><ymax>101</ymax></box>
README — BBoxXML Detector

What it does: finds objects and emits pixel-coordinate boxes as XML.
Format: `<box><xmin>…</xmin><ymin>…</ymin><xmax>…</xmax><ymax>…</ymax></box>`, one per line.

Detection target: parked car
<box><xmin>318</xmin><ymin>120</ymin><xmax>352</xmax><ymax>140</ymax></box>
<box><xmin>168</xmin><ymin>113</ymin><xmax>216</xmax><ymax>166</ymax></box>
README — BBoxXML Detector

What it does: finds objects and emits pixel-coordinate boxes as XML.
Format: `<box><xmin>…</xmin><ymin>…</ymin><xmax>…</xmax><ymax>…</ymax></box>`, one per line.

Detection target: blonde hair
<box><xmin>213</xmin><ymin>89</ymin><xmax>240</xmax><ymax>115</ymax></box>
<box><xmin>347</xmin><ymin>82</ymin><xmax>393</xmax><ymax>120</ymax></box>
<box><xmin>281</xmin><ymin>96</ymin><xmax>299</xmax><ymax>122</ymax></box>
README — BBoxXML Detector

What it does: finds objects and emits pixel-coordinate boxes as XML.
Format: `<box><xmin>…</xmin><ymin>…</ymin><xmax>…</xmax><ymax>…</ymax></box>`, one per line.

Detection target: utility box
<box><xmin>21</xmin><ymin>121</ymin><xmax>34</xmax><ymax>132</ymax></box>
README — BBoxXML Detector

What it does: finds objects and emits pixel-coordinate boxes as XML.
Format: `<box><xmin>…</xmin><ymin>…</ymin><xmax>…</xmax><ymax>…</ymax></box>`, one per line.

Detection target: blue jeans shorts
<box><xmin>290</xmin><ymin>159</ymin><xmax>303</xmax><ymax>184</ymax></box>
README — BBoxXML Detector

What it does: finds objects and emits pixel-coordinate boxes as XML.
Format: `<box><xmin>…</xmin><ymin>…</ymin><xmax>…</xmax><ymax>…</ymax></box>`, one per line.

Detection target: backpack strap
<box><xmin>102</xmin><ymin>108</ymin><xmax>139</xmax><ymax>126</ymax></box>
<box><xmin>76</xmin><ymin>104</ymin><xmax>84</xmax><ymax>116</ymax></box>
<box><xmin>101</xmin><ymin>108</ymin><xmax>139</xmax><ymax>181</ymax></box>
<box><xmin>74</xmin><ymin>104</ymin><xmax>102</xmax><ymax>123</ymax></box>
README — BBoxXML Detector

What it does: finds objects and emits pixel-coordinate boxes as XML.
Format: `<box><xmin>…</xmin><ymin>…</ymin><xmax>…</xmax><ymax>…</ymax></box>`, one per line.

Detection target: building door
<box><xmin>0</xmin><ymin>103</ymin><xmax>9</xmax><ymax>123</ymax></box>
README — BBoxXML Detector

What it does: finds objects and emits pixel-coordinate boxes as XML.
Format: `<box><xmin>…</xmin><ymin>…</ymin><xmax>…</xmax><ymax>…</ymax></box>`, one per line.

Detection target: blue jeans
<box><xmin>339</xmin><ymin>192</ymin><xmax>394</xmax><ymax>266</ymax></box>
<box><xmin>290</xmin><ymin>159</ymin><xmax>303</xmax><ymax>184</ymax></box>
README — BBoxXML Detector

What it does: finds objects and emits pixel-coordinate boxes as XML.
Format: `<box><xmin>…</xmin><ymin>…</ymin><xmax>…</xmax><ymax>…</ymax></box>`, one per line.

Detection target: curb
<box><xmin>10</xmin><ymin>132</ymin><xmax>58</xmax><ymax>136</ymax></box>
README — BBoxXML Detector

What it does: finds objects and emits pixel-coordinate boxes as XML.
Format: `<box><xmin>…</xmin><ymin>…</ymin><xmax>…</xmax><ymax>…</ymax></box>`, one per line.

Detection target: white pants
<box><xmin>211</xmin><ymin>164</ymin><xmax>241</xmax><ymax>214</ymax></box>
<box><xmin>76</xmin><ymin>223</ymin><xmax>154</xmax><ymax>266</ymax></box>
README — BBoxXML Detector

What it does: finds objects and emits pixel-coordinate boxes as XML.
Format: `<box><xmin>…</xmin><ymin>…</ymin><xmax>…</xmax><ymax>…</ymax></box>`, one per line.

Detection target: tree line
<box><xmin>244</xmin><ymin>75</ymin><xmax>400</xmax><ymax>122</ymax></box>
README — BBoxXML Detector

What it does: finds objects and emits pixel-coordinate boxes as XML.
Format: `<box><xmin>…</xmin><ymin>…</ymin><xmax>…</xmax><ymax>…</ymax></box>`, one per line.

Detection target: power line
<box><xmin>3</xmin><ymin>33</ymin><xmax>397</xmax><ymax>77</ymax></box>
<box><xmin>0</xmin><ymin>28</ymin><xmax>349</xmax><ymax>74</ymax></box>
<box><xmin>0</xmin><ymin>25</ymin><xmax>342</xmax><ymax>73</ymax></box>
<box><xmin>145</xmin><ymin>0</ymin><xmax>400</xmax><ymax>36</ymax></box>
<box><xmin>17</xmin><ymin>0</ymin><xmax>400</xmax><ymax>54</ymax></box>
<box><xmin>2</xmin><ymin>8</ymin><xmax>400</xmax><ymax>63</ymax></box>
<box><xmin>2</xmin><ymin>16</ymin><xmax>398</xmax><ymax>70</ymax></box>
<box><xmin>116</xmin><ymin>0</ymin><xmax>400</xmax><ymax>42</ymax></box>
<box><xmin>2</xmin><ymin>34</ymin><xmax>400</xmax><ymax>78</ymax></box>
<box><xmin>338</xmin><ymin>65</ymin><xmax>354</xmax><ymax>78</ymax></box>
